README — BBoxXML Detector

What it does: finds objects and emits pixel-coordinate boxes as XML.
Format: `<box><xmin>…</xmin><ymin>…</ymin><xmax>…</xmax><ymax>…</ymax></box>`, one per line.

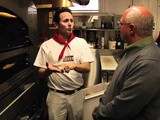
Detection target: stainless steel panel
<box><xmin>0</xmin><ymin>67</ymin><xmax>40</xmax><ymax>120</ymax></box>
<box><xmin>84</xmin><ymin>49</ymin><xmax>101</xmax><ymax>87</ymax></box>
<box><xmin>0</xmin><ymin>83</ymin><xmax>37</xmax><ymax>120</ymax></box>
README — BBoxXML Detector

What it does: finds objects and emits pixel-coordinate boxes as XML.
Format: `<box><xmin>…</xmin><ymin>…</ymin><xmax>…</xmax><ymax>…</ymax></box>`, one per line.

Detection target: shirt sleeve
<box><xmin>79</xmin><ymin>39</ymin><xmax>94</xmax><ymax>63</ymax></box>
<box><xmin>33</xmin><ymin>44</ymin><xmax>48</xmax><ymax>69</ymax></box>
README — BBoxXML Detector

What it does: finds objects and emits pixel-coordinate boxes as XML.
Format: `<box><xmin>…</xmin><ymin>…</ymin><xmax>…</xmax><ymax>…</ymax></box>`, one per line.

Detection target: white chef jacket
<box><xmin>34</xmin><ymin>37</ymin><xmax>94</xmax><ymax>90</ymax></box>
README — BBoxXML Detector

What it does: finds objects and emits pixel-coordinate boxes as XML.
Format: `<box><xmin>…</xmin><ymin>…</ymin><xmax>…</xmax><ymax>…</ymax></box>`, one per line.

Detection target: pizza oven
<box><xmin>0</xmin><ymin>0</ymin><xmax>42</xmax><ymax>120</ymax></box>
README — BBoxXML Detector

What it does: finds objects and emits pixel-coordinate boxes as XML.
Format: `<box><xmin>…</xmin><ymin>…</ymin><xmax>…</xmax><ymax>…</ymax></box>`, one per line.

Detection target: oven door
<box><xmin>0</xmin><ymin>67</ymin><xmax>42</xmax><ymax>120</ymax></box>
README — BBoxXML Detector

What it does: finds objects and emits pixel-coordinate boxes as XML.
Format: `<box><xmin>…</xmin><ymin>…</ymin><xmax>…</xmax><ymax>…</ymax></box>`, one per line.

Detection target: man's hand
<box><xmin>46</xmin><ymin>62</ymin><xmax>64</xmax><ymax>73</ymax></box>
<box><xmin>57</xmin><ymin>62</ymin><xmax>90</xmax><ymax>73</ymax></box>
<box><xmin>57</xmin><ymin>63</ymin><xmax>76</xmax><ymax>73</ymax></box>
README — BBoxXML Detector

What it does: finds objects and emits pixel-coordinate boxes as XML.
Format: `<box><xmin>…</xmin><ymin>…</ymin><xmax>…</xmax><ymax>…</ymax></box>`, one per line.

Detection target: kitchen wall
<box><xmin>104</xmin><ymin>0</ymin><xmax>132</xmax><ymax>14</ymax></box>
<box><xmin>99</xmin><ymin>0</ymin><xmax>159</xmax><ymax>39</ymax></box>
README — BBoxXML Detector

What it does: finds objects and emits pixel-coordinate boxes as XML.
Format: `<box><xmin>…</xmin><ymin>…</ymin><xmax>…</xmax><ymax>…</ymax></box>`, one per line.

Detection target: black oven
<box><xmin>0</xmin><ymin>0</ymin><xmax>42</xmax><ymax>120</ymax></box>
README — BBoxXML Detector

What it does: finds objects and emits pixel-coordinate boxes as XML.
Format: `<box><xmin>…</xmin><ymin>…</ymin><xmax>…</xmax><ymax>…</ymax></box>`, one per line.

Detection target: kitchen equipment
<box><xmin>94</xmin><ymin>19</ymin><xmax>101</xmax><ymax>29</ymax></box>
<box><xmin>86</xmin><ymin>22</ymin><xmax>93</xmax><ymax>28</ymax></box>
<box><xmin>109</xmin><ymin>41</ymin><xmax>116</xmax><ymax>49</ymax></box>
<box><xmin>83</xmin><ymin>83</ymin><xmax>109</xmax><ymax>120</ymax></box>
<box><xmin>86</xmin><ymin>31</ymin><xmax>96</xmax><ymax>43</ymax></box>
<box><xmin>51</xmin><ymin>0</ymin><xmax>73</xmax><ymax>7</ymax></box>
<box><xmin>74</xmin><ymin>21</ymin><xmax>83</xmax><ymax>29</ymax></box>
<box><xmin>0</xmin><ymin>1</ymin><xmax>42</xmax><ymax>120</ymax></box>
<box><xmin>100</xmin><ymin>55</ymin><xmax>118</xmax><ymax>82</ymax></box>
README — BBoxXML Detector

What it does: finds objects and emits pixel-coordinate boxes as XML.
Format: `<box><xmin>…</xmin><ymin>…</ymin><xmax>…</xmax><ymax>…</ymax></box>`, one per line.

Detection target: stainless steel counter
<box><xmin>98</xmin><ymin>49</ymin><xmax>122</xmax><ymax>82</ymax></box>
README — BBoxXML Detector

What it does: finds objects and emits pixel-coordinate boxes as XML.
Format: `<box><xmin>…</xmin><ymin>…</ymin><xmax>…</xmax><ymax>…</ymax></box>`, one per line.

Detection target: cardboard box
<box><xmin>82</xmin><ymin>83</ymin><xmax>109</xmax><ymax>120</ymax></box>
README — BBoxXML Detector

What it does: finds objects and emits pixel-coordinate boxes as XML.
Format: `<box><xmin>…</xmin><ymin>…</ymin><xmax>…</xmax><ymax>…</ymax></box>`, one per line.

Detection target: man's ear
<box><xmin>130</xmin><ymin>24</ymin><xmax>135</xmax><ymax>35</ymax></box>
<box><xmin>53</xmin><ymin>22</ymin><xmax>58</xmax><ymax>29</ymax></box>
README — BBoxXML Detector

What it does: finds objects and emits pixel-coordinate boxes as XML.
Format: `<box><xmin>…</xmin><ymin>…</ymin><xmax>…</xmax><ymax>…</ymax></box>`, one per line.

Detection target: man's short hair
<box><xmin>53</xmin><ymin>7</ymin><xmax>72</xmax><ymax>23</ymax></box>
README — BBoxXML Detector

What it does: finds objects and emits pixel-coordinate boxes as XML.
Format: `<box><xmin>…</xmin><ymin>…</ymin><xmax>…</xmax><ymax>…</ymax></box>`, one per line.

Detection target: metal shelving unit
<box><xmin>74</xmin><ymin>28</ymin><xmax>118</xmax><ymax>32</ymax></box>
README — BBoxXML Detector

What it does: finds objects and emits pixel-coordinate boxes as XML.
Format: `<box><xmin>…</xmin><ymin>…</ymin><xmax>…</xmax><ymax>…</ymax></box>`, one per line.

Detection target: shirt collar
<box><xmin>126</xmin><ymin>36</ymin><xmax>153</xmax><ymax>50</ymax></box>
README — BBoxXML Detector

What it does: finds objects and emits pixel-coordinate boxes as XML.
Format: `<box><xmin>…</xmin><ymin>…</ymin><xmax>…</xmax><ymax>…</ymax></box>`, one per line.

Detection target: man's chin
<box><xmin>67</xmin><ymin>31</ymin><xmax>73</xmax><ymax>35</ymax></box>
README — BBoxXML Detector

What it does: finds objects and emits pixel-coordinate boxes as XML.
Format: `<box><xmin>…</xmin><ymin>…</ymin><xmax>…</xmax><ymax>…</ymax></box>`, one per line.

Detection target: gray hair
<box><xmin>125</xmin><ymin>10</ymin><xmax>154</xmax><ymax>36</ymax></box>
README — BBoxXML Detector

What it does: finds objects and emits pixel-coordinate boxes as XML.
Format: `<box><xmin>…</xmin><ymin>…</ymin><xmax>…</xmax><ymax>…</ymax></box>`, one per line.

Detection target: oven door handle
<box><xmin>0</xmin><ymin>82</ymin><xmax>35</xmax><ymax>116</ymax></box>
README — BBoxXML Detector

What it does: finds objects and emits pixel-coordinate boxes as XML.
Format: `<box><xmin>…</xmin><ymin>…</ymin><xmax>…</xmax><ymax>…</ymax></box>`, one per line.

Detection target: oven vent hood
<box><xmin>51</xmin><ymin>0</ymin><xmax>73</xmax><ymax>7</ymax></box>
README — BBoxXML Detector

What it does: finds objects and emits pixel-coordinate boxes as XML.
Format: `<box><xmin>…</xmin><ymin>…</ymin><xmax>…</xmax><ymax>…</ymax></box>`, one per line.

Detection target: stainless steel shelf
<box><xmin>74</xmin><ymin>28</ymin><xmax>119</xmax><ymax>32</ymax></box>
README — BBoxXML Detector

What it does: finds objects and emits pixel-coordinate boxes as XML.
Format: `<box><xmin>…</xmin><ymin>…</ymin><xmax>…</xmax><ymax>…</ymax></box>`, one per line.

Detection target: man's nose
<box><xmin>68</xmin><ymin>21</ymin><xmax>73</xmax><ymax>25</ymax></box>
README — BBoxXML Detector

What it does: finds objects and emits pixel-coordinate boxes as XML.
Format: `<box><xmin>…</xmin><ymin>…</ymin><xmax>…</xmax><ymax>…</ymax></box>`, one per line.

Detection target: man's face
<box><xmin>118</xmin><ymin>17</ymin><xmax>131</xmax><ymax>43</ymax></box>
<box><xmin>58</xmin><ymin>12</ymin><xmax>74</xmax><ymax>37</ymax></box>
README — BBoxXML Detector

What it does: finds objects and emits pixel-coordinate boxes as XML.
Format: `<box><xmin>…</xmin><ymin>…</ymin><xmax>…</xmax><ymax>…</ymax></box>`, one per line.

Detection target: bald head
<box><xmin>122</xmin><ymin>6</ymin><xmax>154</xmax><ymax>36</ymax></box>
<box><xmin>124</xmin><ymin>6</ymin><xmax>152</xmax><ymax>17</ymax></box>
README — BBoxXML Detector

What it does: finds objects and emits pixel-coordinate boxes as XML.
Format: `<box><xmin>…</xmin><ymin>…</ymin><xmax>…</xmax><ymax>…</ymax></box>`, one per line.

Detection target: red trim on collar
<box><xmin>53</xmin><ymin>33</ymin><xmax>75</xmax><ymax>61</ymax></box>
